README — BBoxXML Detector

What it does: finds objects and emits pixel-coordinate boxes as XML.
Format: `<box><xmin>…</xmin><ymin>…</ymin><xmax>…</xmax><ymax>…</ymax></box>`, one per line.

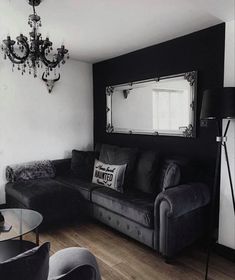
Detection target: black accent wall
<box><xmin>93</xmin><ymin>23</ymin><xmax>225</xmax><ymax>162</ymax></box>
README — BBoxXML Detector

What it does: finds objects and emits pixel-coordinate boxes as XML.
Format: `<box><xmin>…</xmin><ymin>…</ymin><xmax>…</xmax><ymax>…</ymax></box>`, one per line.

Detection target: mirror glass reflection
<box><xmin>106</xmin><ymin>72</ymin><xmax>197</xmax><ymax>137</ymax></box>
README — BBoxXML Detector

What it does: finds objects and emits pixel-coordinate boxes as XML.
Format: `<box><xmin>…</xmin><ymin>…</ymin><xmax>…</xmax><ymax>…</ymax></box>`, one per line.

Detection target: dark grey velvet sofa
<box><xmin>5</xmin><ymin>144</ymin><xmax>210</xmax><ymax>260</ymax></box>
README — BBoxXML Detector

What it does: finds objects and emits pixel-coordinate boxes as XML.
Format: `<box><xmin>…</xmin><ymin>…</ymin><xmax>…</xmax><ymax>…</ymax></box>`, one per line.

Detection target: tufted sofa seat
<box><xmin>55</xmin><ymin>175</ymin><xmax>101</xmax><ymax>201</ymax></box>
<box><xmin>91</xmin><ymin>187</ymin><xmax>155</xmax><ymax>228</ymax></box>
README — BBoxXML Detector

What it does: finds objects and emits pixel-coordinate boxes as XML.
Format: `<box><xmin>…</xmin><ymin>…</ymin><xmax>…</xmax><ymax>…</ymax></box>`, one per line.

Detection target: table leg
<box><xmin>19</xmin><ymin>234</ymin><xmax>23</xmax><ymax>253</ymax></box>
<box><xmin>36</xmin><ymin>227</ymin><xmax>39</xmax><ymax>246</ymax></box>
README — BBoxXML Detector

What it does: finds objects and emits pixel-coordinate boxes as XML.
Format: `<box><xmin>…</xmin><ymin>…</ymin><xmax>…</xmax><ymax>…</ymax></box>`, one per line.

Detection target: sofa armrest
<box><xmin>154</xmin><ymin>183</ymin><xmax>210</xmax><ymax>258</ymax></box>
<box><xmin>52</xmin><ymin>159</ymin><xmax>71</xmax><ymax>176</ymax></box>
<box><xmin>155</xmin><ymin>183</ymin><xmax>210</xmax><ymax>218</ymax></box>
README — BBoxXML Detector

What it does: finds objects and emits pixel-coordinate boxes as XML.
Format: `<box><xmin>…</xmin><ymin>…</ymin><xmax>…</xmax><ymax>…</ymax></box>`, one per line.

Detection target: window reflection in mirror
<box><xmin>106</xmin><ymin>72</ymin><xmax>197</xmax><ymax>137</ymax></box>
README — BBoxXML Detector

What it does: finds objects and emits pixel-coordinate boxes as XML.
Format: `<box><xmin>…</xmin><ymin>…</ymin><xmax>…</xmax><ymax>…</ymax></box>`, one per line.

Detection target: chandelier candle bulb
<box><xmin>1</xmin><ymin>0</ymin><xmax>68</xmax><ymax>78</ymax></box>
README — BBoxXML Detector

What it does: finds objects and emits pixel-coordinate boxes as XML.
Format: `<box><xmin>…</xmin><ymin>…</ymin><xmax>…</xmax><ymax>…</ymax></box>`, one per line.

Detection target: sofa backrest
<box><xmin>96</xmin><ymin>143</ymin><xmax>208</xmax><ymax>195</ymax></box>
<box><xmin>51</xmin><ymin>144</ymin><xmax>209</xmax><ymax>195</ymax></box>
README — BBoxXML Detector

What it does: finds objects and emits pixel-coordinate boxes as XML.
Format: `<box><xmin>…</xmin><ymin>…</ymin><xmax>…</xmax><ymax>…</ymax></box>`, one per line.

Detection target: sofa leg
<box><xmin>164</xmin><ymin>256</ymin><xmax>173</xmax><ymax>264</ymax></box>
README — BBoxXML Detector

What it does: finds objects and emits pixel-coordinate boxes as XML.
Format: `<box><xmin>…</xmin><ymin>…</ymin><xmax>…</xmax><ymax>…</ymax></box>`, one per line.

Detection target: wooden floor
<box><xmin>27</xmin><ymin>222</ymin><xmax>235</xmax><ymax>280</ymax></box>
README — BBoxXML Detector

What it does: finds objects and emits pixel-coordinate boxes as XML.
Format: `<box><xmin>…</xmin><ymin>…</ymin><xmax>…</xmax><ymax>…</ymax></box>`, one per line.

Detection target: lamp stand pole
<box><xmin>222</xmin><ymin>120</ymin><xmax>235</xmax><ymax>213</ymax></box>
<box><xmin>205</xmin><ymin>120</ymin><xmax>222</xmax><ymax>280</ymax></box>
<box><xmin>205</xmin><ymin>120</ymin><xmax>235</xmax><ymax>280</ymax></box>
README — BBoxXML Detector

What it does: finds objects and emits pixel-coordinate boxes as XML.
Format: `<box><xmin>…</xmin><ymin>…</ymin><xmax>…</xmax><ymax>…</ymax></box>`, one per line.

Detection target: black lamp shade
<box><xmin>222</xmin><ymin>87</ymin><xmax>235</xmax><ymax>119</ymax></box>
<box><xmin>200</xmin><ymin>88</ymin><xmax>222</xmax><ymax>120</ymax></box>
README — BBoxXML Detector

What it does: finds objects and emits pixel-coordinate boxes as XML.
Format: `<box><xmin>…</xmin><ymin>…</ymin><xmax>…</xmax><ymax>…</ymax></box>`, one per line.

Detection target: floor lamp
<box><xmin>200</xmin><ymin>87</ymin><xmax>235</xmax><ymax>280</ymax></box>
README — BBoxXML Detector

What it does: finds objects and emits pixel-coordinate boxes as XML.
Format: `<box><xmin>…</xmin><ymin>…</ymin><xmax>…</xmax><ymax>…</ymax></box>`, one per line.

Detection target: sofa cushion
<box><xmin>92</xmin><ymin>160</ymin><xmax>126</xmax><ymax>193</ymax></box>
<box><xmin>99</xmin><ymin>144</ymin><xmax>138</xmax><ymax>188</ymax></box>
<box><xmin>55</xmin><ymin>175</ymin><xmax>102</xmax><ymax>201</ymax></box>
<box><xmin>0</xmin><ymin>242</ymin><xmax>50</xmax><ymax>280</ymax></box>
<box><xmin>91</xmin><ymin>187</ymin><xmax>155</xmax><ymax>228</ymax></box>
<box><xmin>71</xmin><ymin>150</ymin><xmax>98</xmax><ymax>181</ymax></box>
<box><xmin>134</xmin><ymin>150</ymin><xmax>159</xmax><ymax>194</ymax></box>
<box><xmin>5</xmin><ymin>179</ymin><xmax>81</xmax><ymax>225</ymax></box>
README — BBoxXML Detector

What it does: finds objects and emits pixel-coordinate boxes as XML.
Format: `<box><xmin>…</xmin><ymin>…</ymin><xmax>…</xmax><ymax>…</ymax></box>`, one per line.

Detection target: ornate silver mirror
<box><xmin>106</xmin><ymin>71</ymin><xmax>197</xmax><ymax>137</ymax></box>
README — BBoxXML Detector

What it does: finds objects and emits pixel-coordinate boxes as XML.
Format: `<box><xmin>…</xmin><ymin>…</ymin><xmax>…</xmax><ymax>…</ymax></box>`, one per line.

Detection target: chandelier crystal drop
<box><xmin>1</xmin><ymin>0</ymin><xmax>69</xmax><ymax>78</ymax></box>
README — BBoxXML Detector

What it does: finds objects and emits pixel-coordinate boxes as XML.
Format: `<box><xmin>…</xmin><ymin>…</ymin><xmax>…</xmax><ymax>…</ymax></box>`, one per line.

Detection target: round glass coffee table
<box><xmin>0</xmin><ymin>208</ymin><xmax>43</xmax><ymax>262</ymax></box>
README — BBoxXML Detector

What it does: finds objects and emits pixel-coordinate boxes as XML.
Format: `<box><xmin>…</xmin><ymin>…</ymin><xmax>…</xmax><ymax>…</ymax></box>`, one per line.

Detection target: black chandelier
<box><xmin>1</xmin><ymin>0</ymin><xmax>69</xmax><ymax>78</ymax></box>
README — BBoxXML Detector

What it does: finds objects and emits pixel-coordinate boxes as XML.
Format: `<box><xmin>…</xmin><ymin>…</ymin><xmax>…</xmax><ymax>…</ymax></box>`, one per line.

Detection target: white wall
<box><xmin>218</xmin><ymin>20</ymin><xmax>235</xmax><ymax>249</ymax></box>
<box><xmin>0</xmin><ymin>58</ymin><xmax>93</xmax><ymax>204</ymax></box>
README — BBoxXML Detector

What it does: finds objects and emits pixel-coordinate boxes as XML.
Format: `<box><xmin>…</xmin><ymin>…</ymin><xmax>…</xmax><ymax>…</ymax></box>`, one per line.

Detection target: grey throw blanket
<box><xmin>6</xmin><ymin>160</ymin><xmax>55</xmax><ymax>183</ymax></box>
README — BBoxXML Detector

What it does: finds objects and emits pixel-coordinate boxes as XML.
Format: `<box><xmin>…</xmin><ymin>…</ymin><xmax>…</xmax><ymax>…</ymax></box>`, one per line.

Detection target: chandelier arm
<box><xmin>40</xmin><ymin>45</ymin><xmax>66</xmax><ymax>68</ymax></box>
<box><xmin>17</xmin><ymin>36</ymin><xmax>30</xmax><ymax>58</ymax></box>
<box><xmin>6</xmin><ymin>49</ymin><xmax>27</xmax><ymax>64</ymax></box>
<box><xmin>40</xmin><ymin>54</ymin><xmax>60</xmax><ymax>68</ymax></box>
<box><xmin>7</xmin><ymin>39</ymin><xmax>30</xmax><ymax>64</ymax></box>
<box><xmin>7</xmin><ymin>52</ymin><xmax>27</xmax><ymax>64</ymax></box>
<box><xmin>40</xmin><ymin>43</ymin><xmax>58</xmax><ymax>68</ymax></box>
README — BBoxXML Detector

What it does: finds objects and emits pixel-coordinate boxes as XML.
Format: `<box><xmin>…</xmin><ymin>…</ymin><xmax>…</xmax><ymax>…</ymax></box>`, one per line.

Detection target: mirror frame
<box><xmin>106</xmin><ymin>71</ymin><xmax>197</xmax><ymax>137</ymax></box>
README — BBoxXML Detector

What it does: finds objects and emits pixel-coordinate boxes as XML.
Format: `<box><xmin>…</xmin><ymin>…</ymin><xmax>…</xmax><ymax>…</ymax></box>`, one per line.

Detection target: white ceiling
<box><xmin>0</xmin><ymin>0</ymin><xmax>234</xmax><ymax>63</ymax></box>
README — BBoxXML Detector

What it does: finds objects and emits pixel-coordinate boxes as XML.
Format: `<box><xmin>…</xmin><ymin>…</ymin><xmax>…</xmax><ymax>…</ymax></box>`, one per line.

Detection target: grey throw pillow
<box><xmin>0</xmin><ymin>242</ymin><xmax>50</xmax><ymax>280</ymax></box>
<box><xmin>92</xmin><ymin>159</ymin><xmax>126</xmax><ymax>193</ymax></box>
<box><xmin>161</xmin><ymin>162</ymin><xmax>181</xmax><ymax>190</ymax></box>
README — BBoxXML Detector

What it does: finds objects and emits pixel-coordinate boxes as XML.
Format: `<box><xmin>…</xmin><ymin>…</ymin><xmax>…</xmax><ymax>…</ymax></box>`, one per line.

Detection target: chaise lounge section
<box><xmin>5</xmin><ymin>144</ymin><xmax>210</xmax><ymax>259</ymax></box>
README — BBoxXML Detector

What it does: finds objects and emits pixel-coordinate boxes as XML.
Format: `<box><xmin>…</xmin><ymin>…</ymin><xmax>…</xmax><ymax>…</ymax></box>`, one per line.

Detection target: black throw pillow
<box><xmin>99</xmin><ymin>144</ymin><xmax>138</xmax><ymax>188</ymax></box>
<box><xmin>134</xmin><ymin>150</ymin><xmax>159</xmax><ymax>193</ymax></box>
<box><xmin>71</xmin><ymin>150</ymin><xmax>99</xmax><ymax>180</ymax></box>
<box><xmin>0</xmin><ymin>242</ymin><xmax>50</xmax><ymax>280</ymax></box>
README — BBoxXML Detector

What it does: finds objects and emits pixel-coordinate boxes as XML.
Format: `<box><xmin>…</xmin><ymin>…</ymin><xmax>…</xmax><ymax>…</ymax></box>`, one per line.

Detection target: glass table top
<box><xmin>0</xmin><ymin>209</ymin><xmax>43</xmax><ymax>242</ymax></box>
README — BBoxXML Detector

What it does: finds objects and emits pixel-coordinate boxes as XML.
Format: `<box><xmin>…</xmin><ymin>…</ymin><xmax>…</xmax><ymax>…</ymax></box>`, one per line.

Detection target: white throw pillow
<box><xmin>92</xmin><ymin>159</ymin><xmax>126</xmax><ymax>192</ymax></box>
